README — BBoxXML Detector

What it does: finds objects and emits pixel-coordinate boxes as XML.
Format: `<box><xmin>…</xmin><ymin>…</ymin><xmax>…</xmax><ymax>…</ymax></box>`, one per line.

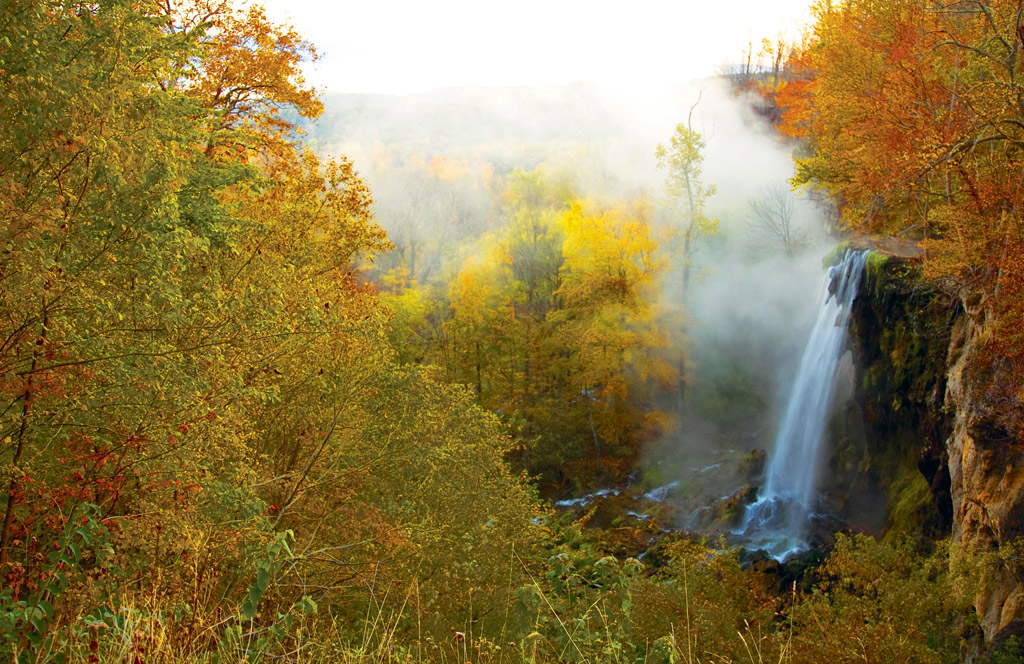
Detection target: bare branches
<box><xmin>747</xmin><ymin>184</ymin><xmax>807</xmax><ymax>259</ymax></box>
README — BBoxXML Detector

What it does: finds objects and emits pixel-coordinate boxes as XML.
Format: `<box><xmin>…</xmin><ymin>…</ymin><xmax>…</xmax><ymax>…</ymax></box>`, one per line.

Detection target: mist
<box><xmin>307</xmin><ymin>76</ymin><xmax>839</xmax><ymax>525</ymax></box>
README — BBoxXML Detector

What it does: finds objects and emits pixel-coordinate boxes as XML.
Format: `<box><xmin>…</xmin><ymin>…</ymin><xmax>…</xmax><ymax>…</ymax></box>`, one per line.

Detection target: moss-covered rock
<box><xmin>842</xmin><ymin>251</ymin><xmax>959</xmax><ymax>538</ymax></box>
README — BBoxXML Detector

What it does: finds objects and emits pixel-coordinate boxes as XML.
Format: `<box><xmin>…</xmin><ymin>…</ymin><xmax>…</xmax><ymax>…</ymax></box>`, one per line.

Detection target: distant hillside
<box><xmin>300</xmin><ymin>79</ymin><xmax>793</xmax><ymax>202</ymax></box>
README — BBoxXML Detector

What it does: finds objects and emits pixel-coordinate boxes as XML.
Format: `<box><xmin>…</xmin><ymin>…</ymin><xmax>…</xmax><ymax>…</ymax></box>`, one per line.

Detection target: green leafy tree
<box><xmin>655</xmin><ymin>98</ymin><xmax>720</xmax><ymax>292</ymax></box>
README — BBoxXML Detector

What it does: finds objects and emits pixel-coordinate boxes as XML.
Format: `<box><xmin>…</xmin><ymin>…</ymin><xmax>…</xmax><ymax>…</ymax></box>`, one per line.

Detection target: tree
<box><xmin>747</xmin><ymin>184</ymin><xmax>807</xmax><ymax>258</ymax></box>
<box><xmin>553</xmin><ymin>198</ymin><xmax>678</xmax><ymax>464</ymax></box>
<box><xmin>655</xmin><ymin>98</ymin><xmax>719</xmax><ymax>291</ymax></box>
<box><xmin>178</xmin><ymin>2</ymin><xmax>323</xmax><ymax>159</ymax></box>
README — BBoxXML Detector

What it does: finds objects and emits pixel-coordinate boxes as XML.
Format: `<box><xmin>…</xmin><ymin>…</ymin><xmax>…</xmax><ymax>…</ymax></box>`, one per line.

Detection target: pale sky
<box><xmin>259</xmin><ymin>0</ymin><xmax>814</xmax><ymax>95</ymax></box>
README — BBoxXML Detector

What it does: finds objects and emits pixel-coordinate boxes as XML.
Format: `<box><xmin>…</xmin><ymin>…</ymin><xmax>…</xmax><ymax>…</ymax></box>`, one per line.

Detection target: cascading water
<box><xmin>737</xmin><ymin>250</ymin><xmax>869</xmax><ymax>559</ymax></box>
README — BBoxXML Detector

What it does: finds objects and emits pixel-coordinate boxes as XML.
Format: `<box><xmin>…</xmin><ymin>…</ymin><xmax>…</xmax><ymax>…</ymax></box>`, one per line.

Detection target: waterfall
<box><xmin>738</xmin><ymin>249</ymin><xmax>869</xmax><ymax>559</ymax></box>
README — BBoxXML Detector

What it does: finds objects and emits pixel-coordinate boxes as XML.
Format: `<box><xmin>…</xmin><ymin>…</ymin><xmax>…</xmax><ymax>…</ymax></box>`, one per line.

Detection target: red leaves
<box><xmin>125</xmin><ymin>434</ymin><xmax>144</xmax><ymax>452</ymax></box>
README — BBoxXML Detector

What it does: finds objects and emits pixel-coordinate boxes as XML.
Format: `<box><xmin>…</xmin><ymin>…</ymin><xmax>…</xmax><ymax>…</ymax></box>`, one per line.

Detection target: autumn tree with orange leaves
<box><xmin>761</xmin><ymin>0</ymin><xmax>1024</xmax><ymax>373</ymax></box>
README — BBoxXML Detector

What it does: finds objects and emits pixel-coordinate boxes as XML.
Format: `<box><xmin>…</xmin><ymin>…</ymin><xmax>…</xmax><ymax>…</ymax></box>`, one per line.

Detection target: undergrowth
<box><xmin>0</xmin><ymin>519</ymin><xmax>979</xmax><ymax>664</ymax></box>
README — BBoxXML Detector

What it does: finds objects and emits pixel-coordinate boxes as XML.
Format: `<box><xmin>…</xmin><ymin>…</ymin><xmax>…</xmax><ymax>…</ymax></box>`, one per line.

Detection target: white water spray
<box><xmin>738</xmin><ymin>250</ymin><xmax>869</xmax><ymax>559</ymax></box>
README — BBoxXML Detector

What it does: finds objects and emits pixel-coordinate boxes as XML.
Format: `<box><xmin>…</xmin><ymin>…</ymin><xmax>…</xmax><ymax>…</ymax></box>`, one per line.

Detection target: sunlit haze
<box><xmin>259</xmin><ymin>0</ymin><xmax>813</xmax><ymax>94</ymax></box>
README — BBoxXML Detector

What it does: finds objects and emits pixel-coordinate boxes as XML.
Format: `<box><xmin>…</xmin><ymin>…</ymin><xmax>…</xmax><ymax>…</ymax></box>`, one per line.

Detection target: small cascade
<box><xmin>738</xmin><ymin>250</ymin><xmax>869</xmax><ymax>559</ymax></box>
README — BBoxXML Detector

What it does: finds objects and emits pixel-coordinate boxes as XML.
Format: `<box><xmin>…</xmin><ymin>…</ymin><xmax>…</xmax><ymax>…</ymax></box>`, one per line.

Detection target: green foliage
<box><xmin>790</xmin><ymin>534</ymin><xmax>968</xmax><ymax>664</ymax></box>
<box><xmin>511</xmin><ymin>527</ymin><xmax>640</xmax><ymax>664</ymax></box>
<box><xmin>984</xmin><ymin>636</ymin><xmax>1024</xmax><ymax>664</ymax></box>
<box><xmin>631</xmin><ymin>539</ymin><xmax>778</xmax><ymax>662</ymax></box>
<box><xmin>0</xmin><ymin>505</ymin><xmax>113</xmax><ymax>662</ymax></box>
<box><xmin>238</xmin><ymin>531</ymin><xmax>293</xmax><ymax>623</ymax></box>
<box><xmin>655</xmin><ymin>108</ymin><xmax>719</xmax><ymax>290</ymax></box>
<box><xmin>215</xmin><ymin>530</ymin><xmax>322</xmax><ymax>663</ymax></box>
<box><xmin>342</xmin><ymin>365</ymin><xmax>545</xmax><ymax>636</ymax></box>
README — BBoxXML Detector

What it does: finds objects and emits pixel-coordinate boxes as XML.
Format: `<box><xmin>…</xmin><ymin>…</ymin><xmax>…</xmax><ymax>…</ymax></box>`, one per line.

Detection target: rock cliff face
<box><xmin>945</xmin><ymin>295</ymin><xmax>1024</xmax><ymax>644</ymax></box>
<box><xmin>847</xmin><ymin>252</ymin><xmax>1024</xmax><ymax>643</ymax></box>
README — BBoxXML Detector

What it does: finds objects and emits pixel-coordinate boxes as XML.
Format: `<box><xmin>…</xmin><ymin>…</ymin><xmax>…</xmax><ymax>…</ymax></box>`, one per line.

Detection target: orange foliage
<box><xmin>774</xmin><ymin>0</ymin><xmax>1024</xmax><ymax>367</ymax></box>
